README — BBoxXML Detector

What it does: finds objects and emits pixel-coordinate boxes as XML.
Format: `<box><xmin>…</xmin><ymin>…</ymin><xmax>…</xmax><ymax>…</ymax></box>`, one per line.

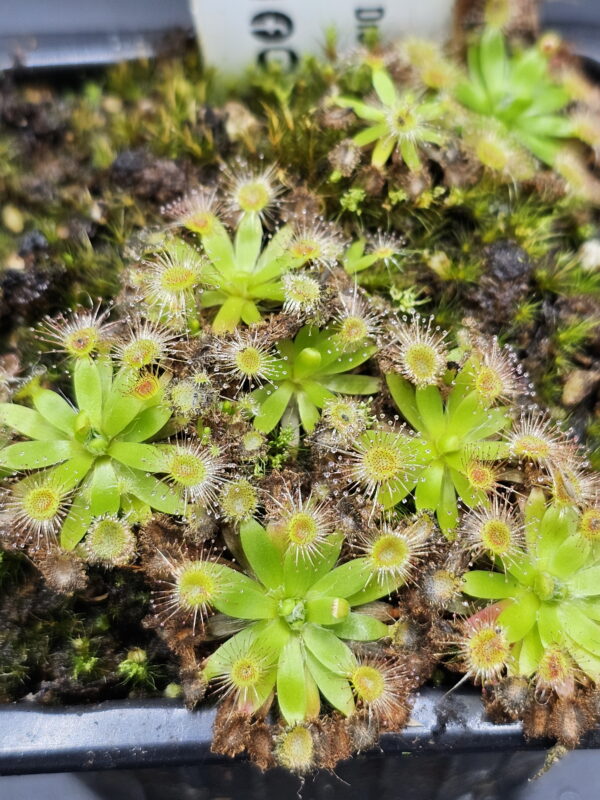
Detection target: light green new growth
<box><xmin>201</xmin><ymin>517</ymin><xmax>410</xmax><ymax>723</ymax></box>
<box><xmin>386</xmin><ymin>324</ymin><xmax>513</xmax><ymax>534</ymax></box>
<box><xmin>335</xmin><ymin>67</ymin><xmax>446</xmax><ymax>170</ymax></box>
<box><xmin>0</xmin><ymin>356</ymin><xmax>186</xmax><ymax>549</ymax></box>
<box><xmin>194</xmin><ymin>214</ymin><xmax>297</xmax><ymax>333</ymax></box>
<box><xmin>455</xmin><ymin>26</ymin><xmax>575</xmax><ymax>166</ymax></box>
<box><xmin>173</xmin><ymin>202</ymin><xmax>337</xmax><ymax>334</ymax></box>
<box><xmin>462</xmin><ymin>490</ymin><xmax>600</xmax><ymax>684</ymax></box>
<box><xmin>251</xmin><ymin>324</ymin><xmax>380</xmax><ymax>433</ymax></box>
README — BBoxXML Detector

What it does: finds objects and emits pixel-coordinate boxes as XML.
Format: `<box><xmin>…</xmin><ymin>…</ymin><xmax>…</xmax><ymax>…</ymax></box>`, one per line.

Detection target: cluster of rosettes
<box><xmin>324</xmin><ymin>16</ymin><xmax>600</xmax><ymax>200</ymax></box>
<box><xmin>0</xmin><ymin>159</ymin><xmax>598</xmax><ymax>768</ymax></box>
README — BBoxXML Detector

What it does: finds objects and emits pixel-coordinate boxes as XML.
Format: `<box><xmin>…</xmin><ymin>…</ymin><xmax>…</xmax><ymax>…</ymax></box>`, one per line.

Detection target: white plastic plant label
<box><xmin>189</xmin><ymin>0</ymin><xmax>454</xmax><ymax>72</ymax></box>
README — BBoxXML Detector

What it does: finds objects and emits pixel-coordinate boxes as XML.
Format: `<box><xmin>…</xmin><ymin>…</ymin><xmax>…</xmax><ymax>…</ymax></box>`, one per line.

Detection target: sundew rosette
<box><xmin>460</xmin><ymin>489</ymin><xmax>600</xmax><ymax>690</ymax></box>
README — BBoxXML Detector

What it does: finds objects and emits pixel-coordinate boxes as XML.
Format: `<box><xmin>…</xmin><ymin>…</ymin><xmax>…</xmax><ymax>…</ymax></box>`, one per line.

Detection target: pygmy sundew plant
<box><xmin>251</xmin><ymin>323</ymin><xmax>380</xmax><ymax>433</ymax></box>
<box><xmin>0</xmin><ymin>352</ymin><xmax>190</xmax><ymax>549</ymax></box>
<box><xmin>0</xmin><ymin>310</ymin><xmax>221</xmax><ymax>549</ymax></box>
<box><xmin>334</xmin><ymin>67</ymin><xmax>446</xmax><ymax>170</ymax></box>
<box><xmin>454</xmin><ymin>26</ymin><xmax>577</xmax><ymax>167</ymax></box>
<box><xmin>164</xmin><ymin>184</ymin><xmax>343</xmax><ymax>333</ymax></box>
<box><xmin>461</xmin><ymin>490</ymin><xmax>600</xmax><ymax>687</ymax></box>
<box><xmin>385</xmin><ymin>318</ymin><xmax>516</xmax><ymax>534</ymax></box>
<box><xmin>197</xmin><ymin>515</ymin><xmax>423</xmax><ymax>724</ymax></box>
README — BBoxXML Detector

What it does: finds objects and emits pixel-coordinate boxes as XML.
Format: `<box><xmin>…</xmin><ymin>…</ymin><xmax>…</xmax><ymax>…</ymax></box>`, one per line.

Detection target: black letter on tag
<box><xmin>355</xmin><ymin>8</ymin><xmax>385</xmax><ymax>23</ymax></box>
<box><xmin>258</xmin><ymin>48</ymin><xmax>298</xmax><ymax>69</ymax></box>
<box><xmin>251</xmin><ymin>12</ymin><xmax>294</xmax><ymax>42</ymax></box>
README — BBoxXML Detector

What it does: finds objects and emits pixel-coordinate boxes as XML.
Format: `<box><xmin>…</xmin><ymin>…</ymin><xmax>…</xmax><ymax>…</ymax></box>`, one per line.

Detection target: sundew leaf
<box><xmin>284</xmin><ymin>547</ymin><xmax>327</xmax><ymax>598</ymax></box>
<box><xmin>399</xmin><ymin>138</ymin><xmax>421</xmax><ymax>171</ymax></box>
<box><xmin>462</xmin><ymin>571</ymin><xmax>520</xmax><ymax>600</ymax></box>
<box><xmin>536</xmin><ymin>506</ymin><xmax>571</xmax><ymax>566</ymax></box>
<box><xmin>415</xmin><ymin>386</ymin><xmax>445</xmax><ymax>439</ymax></box>
<box><xmin>378</xmin><ymin>473</ymin><xmax>418</xmax><ymax>511</ymax></box>
<box><xmin>305</xmin><ymin>650</ymin><xmax>355</xmax><ymax>717</ymax></box>
<box><xmin>519</xmin><ymin>628</ymin><xmax>544</xmax><ymax>676</ymax></box>
<box><xmin>580</xmin><ymin>598</ymin><xmax>600</xmax><ymax>621</ymax></box>
<box><xmin>284</xmin><ymin>532</ymin><xmax>344</xmax><ymax>596</ymax></box>
<box><xmin>455</xmin><ymin>81</ymin><xmax>489</xmax><ymax>115</ymax></box>
<box><xmin>446</xmin><ymin>360</ymin><xmax>477</xmax><ymax>414</ymax></box>
<box><xmin>415</xmin><ymin>461</ymin><xmax>445</xmax><ymax>511</ymax></box>
<box><xmin>372</xmin><ymin>68</ymin><xmax>397</xmax><ymax>106</ymax></box>
<box><xmin>503</xmin><ymin>551</ymin><xmax>534</xmax><ymax>587</ymax></box>
<box><xmin>437</xmin><ymin>477</ymin><xmax>459</xmax><ymax>536</ymax></box>
<box><xmin>537</xmin><ymin>603</ymin><xmax>562</xmax><ymax>648</ymax></box>
<box><xmin>346</xmin><ymin>572</ymin><xmax>401</xmax><ymax>606</ymax></box>
<box><xmin>371</xmin><ymin>137</ymin><xmax>396</xmax><ymax>168</ymax></box>
<box><xmin>49</xmin><ymin>452</ymin><xmax>96</xmax><ymax>490</ymax></box>
<box><xmin>73</xmin><ymin>359</ymin><xmax>103</xmax><ymax>430</ymax></box>
<box><xmin>331</xmin><ymin>612</ymin><xmax>389</xmax><ymax>642</ymax></box>
<box><xmin>119</xmin><ymin>405</ymin><xmax>172</xmax><ymax>443</ymax></box>
<box><xmin>511</xmin><ymin>48</ymin><xmax>549</xmax><ymax>93</ymax></box>
<box><xmin>107</xmin><ymin>441</ymin><xmax>166</xmax><ymax>472</ymax></box>
<box><xmin>567</xmin><ymin>567</ymin><xmax>600</xmax><ymax>598</ymax></box>
<box><xmin>0</xmin><ymin>439</ymin><xmax>72</xmax><ymax>470</ymax></box>
<box><xmin>307</xmin><ymin>558</ymin><xmax>370</xmax><ymax>601</ymax></box>
<box><xmin>322</xmin><ymin>375</ymin><xmax>380</xmax><ymax>395</ymax></box>
<box><xmin>240</xmin><ymin>300</ymin><xmax>263</xmax><ymax>325</ymax></box>
<box><xmin>335</xmin><ymin>96</ymin><xmax>384</xmax><ymax>122</ymax></box>
<box><xmin>318</xmin><ymin>344</ymin><xmax>377</xmax><ymax>376</ymax></box>
<box><xmin>254</xmin><ymin>224</ymin><xmax>294</xmax><ymax>273</ymax></box>
<box><xmin>353</xmin><ymin>123</ymin><xmax>388</xmax><ymax>147</ymax></box>
<box><xmin>463</xmin><ymin>408</ymin><xmax>509</xmax><ymax>442</ymax></box>
<box><xmin>89</xmin><ymin>459</ymin><xmax>120</xmax><ymax>516</ymax></box>
<box><xmin>524</xmin><ymin>488</ymin><xmax>546</xmax><ymax>553</ymax></box>
<box><xmin>240</xmin><ymin>519</ymin><xmax>283</xmax><ymax>590</ymax></box>
<box><xmin>296</xmin><ymin>393</ymin><xmax>320</xmax><ymax>432</ymax></box>
<box><xmin>199</xmin><ymin>289</ymin><xmax>227</xmax><ymax>308</ymax></box>
<box><xmin>446</xmin><ymin>392</ymin><xmax>489</xmax><ymax>439</ymax></box>
<box><xmin>277</xmin><ymin>636</ymin><xmax>307</xmax><ymax>724</ymax></box>
<box><xmin>292</xmin><ymin>325</ymin><xmax>320</xmax><ymax>352</ymax></box>
<box><xmin>301</xmin><ymin>379</ymin><xmax>335</xmax><ymax>407</ymax></box>
<box><xmin>246</xmin><ymin>670</ymin><xmax>278</xmax><ymax>715</ymax></box>
<box><xmin>521</xmin><ymin>114</ymin><xmax>574</xmax><ymax>138</ymax></box>
<box><xmin>304</xmin><ymin>666</ymin><xmax>322</xmax><ymax>720</ymax></box>
<box><xmin>305</xmin><ymin>597</ymin><xmax>350</xmax><ymax>627</ymax></box>
<box><xmin>450</xmin><ymin>468</ymin><xmax>486</xmax><ymax>508</ymax></box>
<box><xmin>516</xmin><ymin>131</ymin><xmax>559</xmax><ymax>166</ymax></box>
<box><xmin>32</xmin><ymin>389</ymin><xmax>77</xmax><ymax>434</ymax></box>
<box><xmin>302</xmin><ymin>624</ymin><xmax>356</xmax><ymax>675</ymax></box>
<box><xmin>498</xmin><ymin>592</ymin><xmax>539</xmax><ymax>643</ymax></box>
<box><xmin>211</xmin><ymin>296</ymin><xmax>247</xmax><ymax>334</ymax></box>
<box><xmin>559</xmin><ymin>603</ymin><xmax>600</xmax><ymax>653</ymax></box>
<box><xmin>247</xmin><ymin>282</ymin><xmax>284</xmax><ymax>302</ymax></box>
<box><xmin>60</xmin><ymin>490</ymin><xmax>94</xmax><ymax>550</ymax></box>
<box><xmin>234</xmin><ymin>212</ymin><xmax>263</xmax><ymax>271</ymax></box>
<box><xmin>95</xmin><ymin>356</ymin><xmax>113</xmax><ymax>405</ymax></box>
<box><xmin>253</xmin><ymin>383</ymin><xmax>294</xmax><ymax>433</ymax></box>
<box><xmin>251</xmin><ymin>257</ymin><xmax>290</xmax><ymax>288</ymax></box>
<box><xmin>565</xmin><ymin>637</ymin><xmax>600</xmax><ymax>682</ymax></box>
<box><xmin>119</xmin><ymin>467</ymin><xmax>184</xmax><ymax>515</ymax></box>
<box><xmin>479</xmin><ymin>26</ymin><xmax>508</xmax><ymax>102</ymax></box>
<box><xmin>102</xmin><ymin>388</ymin><xmax>145</xmax><ymax>439</ymax></box>
<box><xmin>467</xmin><ymin>441</ymin><xmax>510</xmax><ymax>461</ymax></box>
<box><xmin>200</xmin><ymin>219</ymin><xmax>236</xmax><ymax>276</ymax></box>
<box><xmin>0</xmin><ymin>403</ymin><xmax>64</xmax><ymax>441</ymax></box>
<box><xmin>212</xmin><ymin>566</ymin><xmax>277</xmax><ymax>620</ymax></box>
<box><xmin>386</xmin><ymin>374</ymin><xmax>423</xmax><ymax>430</ymax></box>
<box><xmin>548</xmin><ymin>535</ymin><xmax>590</xmax><ymax>580</ymax></box>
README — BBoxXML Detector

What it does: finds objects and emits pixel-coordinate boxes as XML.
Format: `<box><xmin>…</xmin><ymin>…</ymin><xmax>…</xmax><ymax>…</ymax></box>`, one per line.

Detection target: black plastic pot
<box><xmin>0</xmin><ymin>688</ymin><xmax>599</xmax><ymax>799</ymax></box>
